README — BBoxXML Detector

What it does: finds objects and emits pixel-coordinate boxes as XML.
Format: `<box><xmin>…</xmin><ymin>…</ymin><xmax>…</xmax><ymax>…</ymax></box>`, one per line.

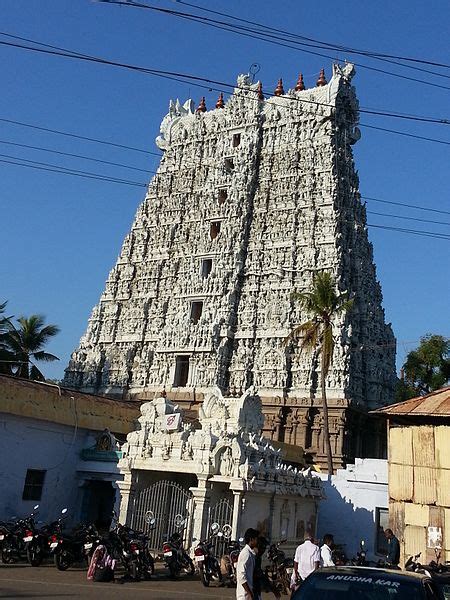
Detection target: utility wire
<box><xmin>0</xmin><ymin>35</ymin><xmax>449</xmax><ymax>125</ymax></box>
<box><xmin>0</xmin><ymin>157</ymin><xmax>148</xmax><ymax>187</ymax></box>
<box><xmin>362</xmin><ymin>196</ymin><xmax>450</xmax><ymax>216</ymax></box>
<box><xmin>367</xmin><ymin>223</ymin><xmax>450</xmax><ymax>240</ymax></box>
<box><xmin>0</xmin><ymin>139</ymin><xmax>156</xmax><ymax>173</ymax></box>
<box><xmin>366</xmin><ymin>211</ymin><xmax>450</xmax><ymax>227</ymax></box>
<box><xmin>174</xmin><ymin>0</ymin><xmax>450</xmax><ymax>70</ymax></box>
<box><xmin>359</xmin><ymin>122</ymin><xmax>450</xmax><ymax>146</ymax></box>
<box><xmin>0</xmin><ymin>117</ymin><xmax>160</xmax><ymax>156</ymax></box>
<box><xmin>99</xmin><ymin>0</ymin><xmax>450</xmax><ymax>91</ymax></box>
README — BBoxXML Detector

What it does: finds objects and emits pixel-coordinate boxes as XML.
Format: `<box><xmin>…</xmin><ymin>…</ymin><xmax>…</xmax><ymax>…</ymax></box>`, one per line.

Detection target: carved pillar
<box><xmin>189</xmin><ymin>477</ymin><xmax>211</xmax><ymax>546</ymax></box>
<box><xmin>117</xmin><ymin>471</ymin><xmax>136</xmax><ymax>526</ymax></box>
<box><xmin>231</xmin><ymin>487</ymin><xmax>244</xmax><ymax>539</ymax></box>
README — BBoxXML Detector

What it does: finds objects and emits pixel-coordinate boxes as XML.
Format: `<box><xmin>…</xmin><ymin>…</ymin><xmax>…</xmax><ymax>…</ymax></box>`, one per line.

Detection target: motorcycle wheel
<box><xmin>54</xmin><ymin>549</ymin><xmax>72</xmax><ymax>571</ymax></box>
<box><xmin>130</xmin><ymin>560</ymin><xmax>141</xmax><ymax>582</ymax></box>
<box><xmin>27</xmin><ymin>545</ymin><xmax>43</xmax><ymax>567</ymax></box>
<box><xmin>168</xmin><ymin>560</ymin><xmax>179</xmax><ymax>579</ymax></box>
<box><xmin>199</xmin><ymin>564</ymin><xmax>210</xmax><ymax>587</ymax></box>
<box><xmin>1</xmin><ymin>546</ymin><xmax>13</xmax><ymax>564</ymax></box>
<box><xmin>183</xmin><ymin>557</ymin><xmax>195</xmax><ymax>576</ymax></box>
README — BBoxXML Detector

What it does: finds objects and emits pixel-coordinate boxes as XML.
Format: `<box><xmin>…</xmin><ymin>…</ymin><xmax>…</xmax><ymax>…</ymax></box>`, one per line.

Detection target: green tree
<box><xmin>286</xmin><ymin>272</ymin><xmax>353</xmax><ymax>475</ymax></box>
<box><xmin>399</xmin><ymin>334</ymin><xmax>450</xmax><ymax>398</ymax></box>
<box><xmin>3</xmin><ymin>314</ymin><xmax>60</xmax><ymax>380</ymax></box>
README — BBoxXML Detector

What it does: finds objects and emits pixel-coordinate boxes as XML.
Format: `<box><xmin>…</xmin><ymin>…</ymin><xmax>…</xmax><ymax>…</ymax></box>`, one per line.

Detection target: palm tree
<box><xmin>286</xmin><ymin>272</ymin><xmax>353</xmax><ymax>475</ymax></box>
<box><xmin>0</xmin><ymin>300</ymin><xmax>15</xmax><ymax>374</ymax></box>
<box><xmin>4</xmin><ymin>314</ymin><xmax>60</xmax><ymax>380</ymax></box>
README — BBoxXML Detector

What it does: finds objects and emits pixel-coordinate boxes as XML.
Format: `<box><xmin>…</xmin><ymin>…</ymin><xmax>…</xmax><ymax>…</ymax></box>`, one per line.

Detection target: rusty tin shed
<box><xmin>374</xmin><ymin>387</ymin><xmax>450</xmax><ymax>565</ymax></box>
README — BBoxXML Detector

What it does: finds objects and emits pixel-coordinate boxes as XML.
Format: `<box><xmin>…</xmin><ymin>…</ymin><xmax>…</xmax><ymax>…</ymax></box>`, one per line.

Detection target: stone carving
<box><xmin>64</xmin><ymin>64</ymin><xmax>396</xmax><ymax>467</ymax></box>
<box><xmin>120</xmin><ymin>390</ymin><xmax>324</xmax><ymax>498</ymax></box>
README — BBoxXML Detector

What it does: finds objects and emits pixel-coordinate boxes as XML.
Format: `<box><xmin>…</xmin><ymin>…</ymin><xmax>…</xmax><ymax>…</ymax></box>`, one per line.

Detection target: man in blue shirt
<box><xmin>384</xmin><ymin>528</ymin><xmax>400</xmax><ymax>567</ymax></box>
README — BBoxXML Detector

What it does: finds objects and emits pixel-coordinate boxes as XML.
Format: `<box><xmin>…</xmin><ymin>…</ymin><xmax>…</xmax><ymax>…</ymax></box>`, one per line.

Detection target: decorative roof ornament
<box><xmin>196</xmin><ymin>97</ymin><xmax>207</xmax><ymax>113</ymax></box>
<box><xmin>215</xmin><ymin>92</ymin><xmax>225</xmax><ymax>109</ymax></box>
<box><xmin>316</xmin><ymin>68</ymin><xmax>327</xmax><ymax>86</ymax></box>
<box><xmin>295</xmin><ymin>73</ymin><xmax>305</xmax><ymax>91</ymax></box>
<box><xmin>274</xmin><ymin>78</ymin><xmax>284</xmax><ymax>96</ymax></box>
<box><xmin>257</xmin><ymin>81</ymin><xmax>264</xmax><ymax>100</ymax></box>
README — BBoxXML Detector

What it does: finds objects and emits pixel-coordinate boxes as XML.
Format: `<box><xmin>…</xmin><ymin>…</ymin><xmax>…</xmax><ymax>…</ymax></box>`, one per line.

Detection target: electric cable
<box><xmin>98</xmin><ymin>0</ymin><xmax>450</xmax><ymax>91</ymax></box>
<box><xmin>0</xmin><ymin>35</ymin><xmax>449</xmax><ymax>125</ymax></box>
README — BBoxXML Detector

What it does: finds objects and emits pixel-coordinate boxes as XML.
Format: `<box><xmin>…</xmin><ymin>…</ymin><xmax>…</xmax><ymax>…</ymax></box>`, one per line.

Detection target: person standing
<box><xmin>291</xmin><ymin>532</ymin><xmax>320</xmax><ymax>592</ymax></box>
<box><xmin>384</xmin><ymin>528</ymin><xmax>400</xmax><ymax>567</ymax></box>
<box><xmin>320</xmin><ymin>534</ymin><xmax>335</xmax><ymax>567</ymax></box>
<box><xmin>236</xmin><ymin>528</ymin><xmax>259</xmax><ymax>600</ymax></box>
<box><xmin>253</xmin><ymin>536</ymin><xmax>281</xmax><ymax>600</ymax></box>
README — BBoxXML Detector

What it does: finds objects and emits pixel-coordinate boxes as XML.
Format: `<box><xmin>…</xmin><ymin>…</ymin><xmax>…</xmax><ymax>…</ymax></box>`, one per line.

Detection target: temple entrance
<box><xmin>129</xmin><ymin>480</ymin><xmax>194</xmax><ymax>551</ymax></box>
<box><xmin>81</xmin><ymin>480</ymin><xmax>116</xmax><ymax>530</ymax></box>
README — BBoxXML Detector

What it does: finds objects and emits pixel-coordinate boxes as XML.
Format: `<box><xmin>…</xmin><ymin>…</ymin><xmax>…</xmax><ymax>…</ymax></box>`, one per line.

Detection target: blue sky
<box><xmin>1</xmin><ymin>0</ymin><xmax>449</xmax><ymax>380</ymax></box>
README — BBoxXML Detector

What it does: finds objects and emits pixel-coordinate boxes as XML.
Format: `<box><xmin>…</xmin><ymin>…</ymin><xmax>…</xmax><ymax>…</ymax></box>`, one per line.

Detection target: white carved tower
<box><xmin>64</xmin><ymin>65</ymin><xmax>396</xmax><ymax>467</ymax></box>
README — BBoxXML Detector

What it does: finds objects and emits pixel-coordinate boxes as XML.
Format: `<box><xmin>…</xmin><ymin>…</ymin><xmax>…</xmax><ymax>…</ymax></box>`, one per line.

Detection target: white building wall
<box><xmin>317</xmin><ymin>458</ymin><xmax>388</xmax><ymax>561</ymax></box>
<box><xmin>0</xmin><ymin>412</ymin><xmax>120</xmax><ymax>526</ymax></box>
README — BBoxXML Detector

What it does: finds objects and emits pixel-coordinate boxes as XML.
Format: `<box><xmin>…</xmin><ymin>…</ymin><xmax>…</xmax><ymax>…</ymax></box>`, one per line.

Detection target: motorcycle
<box><xmin>351</xmin><ymin>539</ymin><xmax>368</xmax><ymax>567</ymax></box>
<box><xmin>52</xmin><ymin>522</ymin><xmax>100</xmax><ymax>570</ymax></box>
<box><xmin>1</xmin><ymin>506</ymin><xmax>39</xmax><ymax>564</ymax></box>
<box><xmin>221</xmin><ymin>537</ymin><xmax>243</xmax><ymax>586</ymax></box>
<box><xmin>193</xmin><ymin>522</ymin><xmax>223</xmax><ymax>587</ymax></box>
<box><xmin>108</xmin><ymin>510</ymin><xmax>155</xmax><ymax>581</ymax></box>
<box><xmin>0</xmin><ymin>519</ymin><xmax>26</xmax><ymax>564</ymax></box>
<box><xmin>265</xmin><ymin>538</ymin><xmax>292</xmax><ymax>595</ymax></box>
<box><xmin>25</xmin><ymin>507</ymin><xmax>68</xmax><ymax>566</ymax></box>
<box><xmin>162</xmin><ymin>514</ymin><xmax>194</xmax><ymax>578</ymax></box>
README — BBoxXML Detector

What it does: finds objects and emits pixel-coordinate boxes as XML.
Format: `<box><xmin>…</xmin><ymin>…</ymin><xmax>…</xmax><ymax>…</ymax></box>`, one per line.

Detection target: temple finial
<box><xmin>274</xmin><ymin>78</ymin><xmax>284</xmax><ymax>96</ymax></box>
<box><xmin>316</xmin><ymin>68</ymin><xmax>327</xmax><ymax>86</ymax></box>
<box><xmin>295</xmin><ymin>73</ymin><xmax>305</xmax><ymax>91</ymax></box>
<box><xmin>215</xmin><ymin>92</ymin><xmax>224</xmax><ymax>109</ymax></box>
<box><xmin>196</xmin><ymin>97</ymin><xmax>207</xmax><ymax>112</ymax></box>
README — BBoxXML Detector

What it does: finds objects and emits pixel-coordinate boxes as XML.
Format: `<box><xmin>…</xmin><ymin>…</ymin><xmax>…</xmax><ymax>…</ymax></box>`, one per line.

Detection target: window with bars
<box><xmin>22</xmin><ymin>469</ymin><xmax>46</xmax><ymax>501</ymax></box>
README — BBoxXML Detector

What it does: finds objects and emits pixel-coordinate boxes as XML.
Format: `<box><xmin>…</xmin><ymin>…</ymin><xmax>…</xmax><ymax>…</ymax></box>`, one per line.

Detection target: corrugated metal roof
<box><xmin>373</xmin><ymin>387</ymin><xmax>450</xmax><ymax>418</ymax></box>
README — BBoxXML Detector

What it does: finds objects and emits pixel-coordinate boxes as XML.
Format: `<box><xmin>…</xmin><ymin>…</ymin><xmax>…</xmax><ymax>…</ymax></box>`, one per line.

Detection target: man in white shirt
<box><xmin>320</xmin><ymin>533</ymin><xmax>335</xmax><ymax>567</ymax></box>
<box><xmin>236</xmin><ymin>528</ymin><xmax>259</xmax><ymax>600</ymax></box>
<box><xmin>291</xmin><ymin>532</ymin><xmax>320</xmax><ymax>591</ymax></box>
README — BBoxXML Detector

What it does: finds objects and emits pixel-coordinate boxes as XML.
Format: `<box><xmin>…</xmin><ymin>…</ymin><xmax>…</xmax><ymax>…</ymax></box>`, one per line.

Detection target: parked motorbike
<box><xmin>108</xmin><ymin>510</ymin><xmax>155</xmax><ymax>581</ymax></box>
<box><xmin>221</xmin><ymin>538</ymin><xmax>243</xmax><ymax>586</ymax></box>
<box><xmin>193</xmin><ymin>522</ymin><xmax>223</xmax><ymax>587</ymax></box>
<box><xmin>265</xmin><ymin>538</ymin><xmax>292</xmax><ymax>595</ymax></box>
<box><xmin>25</xmin><ymin>508</ymin><xmax>68</xmax><ymax>566</ymax></box>
<box><xmin>52</xmin><ymin>522</ymin><xmax>100</xmax><ymax>570</ymax></box>
<box><xmin>0</xmin><ymin>506</ymin><xmax>39</xmax><ymax>564</ymax></box>
<box><xmin>351</xmin><ymin>540</ymin><xmax>368</xmax><ymax>567</ymax></box>
<box><xmin>162</xmin><ymin>514</ymin><xmax>194</xmax><ymax>578</ymax></box>
<box><xmin>0</xmin><ymin>519</ymin><xmax>26</xmax><ymax>563</ymax></box>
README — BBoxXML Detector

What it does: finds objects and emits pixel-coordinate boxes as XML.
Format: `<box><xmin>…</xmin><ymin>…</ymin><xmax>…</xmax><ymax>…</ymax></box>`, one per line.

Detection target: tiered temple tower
<box><xmin>64</xmin><ymin>64</ymin><xmax>396</xmax><ymax>468</ymax></box>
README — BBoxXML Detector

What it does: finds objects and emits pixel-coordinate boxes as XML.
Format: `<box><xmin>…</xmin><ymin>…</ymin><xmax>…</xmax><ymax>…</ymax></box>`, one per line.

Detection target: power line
<box><xmin>0</xmin><ymin>157</ymin><xmax>148</xmax><ymax>187</ymax></box>
<box><xmin>174</xmin><ymin>0</ymin><xmax>450</xmax><ymax>71</ymax></box>
<box><xmin>0</xmin><ymin>117</ymin><xmax>161</xmax><ymax>156</ymax></box>
<box><xmin>366</xmin><ymin>211</ymin><xmax>450</xmax><ymax>227</ymax></box>
<box><xmin>99</xmin><ymin>0</ymin><xmax>450</xmax><ymax>91</ymax></box>
<box><xmin>359</xmin><ymin>122</ymin><xmax>450</xmax><ymax>146</ymax></box>
<box><xmin>0</xmin><ymin>139</ymin><xmax>156</xmax><ymax>173</ymax></box>
<box><xmin>367</xmin><ymin>223</ymin><xmax>450</xmax><ymax>240</ymax></box>
<box><xmin>362</xmin><ymin>196</ymin><xmax>450</xmax><ymax>216</ymax></box>
<box><xmin>0</xmin><ymin>34</ymin><xmax>449</xmax><ymax>125</ymax></box>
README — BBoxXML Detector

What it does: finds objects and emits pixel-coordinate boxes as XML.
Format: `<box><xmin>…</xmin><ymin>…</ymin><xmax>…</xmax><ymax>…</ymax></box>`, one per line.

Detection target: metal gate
<box><xmin>208</xmin><ymin>497</ymin><xmax>233</xmax><ymax>555</ymax></box>
<box><xmin>129</xmin><ymin>480</ymin><xmax>193</xmax><ymax>551</ymax></box>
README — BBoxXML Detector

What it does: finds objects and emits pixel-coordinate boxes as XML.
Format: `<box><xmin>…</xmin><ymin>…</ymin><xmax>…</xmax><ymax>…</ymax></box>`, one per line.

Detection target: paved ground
<box><xmin>0</xmin><ymin>562</ymin><xmax>248</xmax><ymax>599</ymax></box>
